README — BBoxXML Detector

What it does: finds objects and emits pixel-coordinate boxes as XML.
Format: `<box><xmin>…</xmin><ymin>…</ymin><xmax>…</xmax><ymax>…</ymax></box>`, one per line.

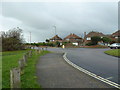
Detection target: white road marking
<box><xmin>63</xmin><ymin>52</ymin><xmax>120</xmax><ymax>89</ymax></box>
<box><xmin>106</xmin><ymin>77</ymin><xmax>113</xmax><ymax>80</ymax></box>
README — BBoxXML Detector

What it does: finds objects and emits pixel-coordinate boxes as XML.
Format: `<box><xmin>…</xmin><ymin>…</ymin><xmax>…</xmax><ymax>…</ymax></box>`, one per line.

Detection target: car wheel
<box><xmin>110</xmin><ymin>47</ymin><xmax>113</xmax><ymax>49</ymax></box>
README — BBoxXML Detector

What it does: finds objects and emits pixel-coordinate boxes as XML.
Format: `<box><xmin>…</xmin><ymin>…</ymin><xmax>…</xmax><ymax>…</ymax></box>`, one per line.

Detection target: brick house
<box><xmin>49</xmin><ymin>35</ymin><xmax>62</xmax><ymax>42</ymax></box>
<box><xmin>84</xmin><ymin>31</ymin><xmax>105</xmax><ymax>44</ymax></box>
<box><xmin>63</xmin><ymin>33</ymin><xmax>83</xmax><ymax>46</ymax></box>
<box><xmin>111</xmin><ymin>30</ymin><xmax>120</xmax><ymax>42</ymax></box>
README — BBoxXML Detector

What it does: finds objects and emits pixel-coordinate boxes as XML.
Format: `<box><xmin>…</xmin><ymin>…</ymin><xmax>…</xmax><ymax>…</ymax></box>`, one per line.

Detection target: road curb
<box><xmin>104</xmin><ymin>52</ymin><xmax>120</xmax><ymax>58</ymax></box>
<box><xmin>63</xmin><ymin>52</ymin><xmax>120</xmax><ymax>89</ymax></box>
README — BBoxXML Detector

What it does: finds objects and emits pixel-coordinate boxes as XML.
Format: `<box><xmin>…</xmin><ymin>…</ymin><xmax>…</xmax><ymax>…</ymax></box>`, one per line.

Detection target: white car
<box><xmin>109</xmin><ymin>43</ymin><xmax>120</xmax><ymax>49</ymax></box>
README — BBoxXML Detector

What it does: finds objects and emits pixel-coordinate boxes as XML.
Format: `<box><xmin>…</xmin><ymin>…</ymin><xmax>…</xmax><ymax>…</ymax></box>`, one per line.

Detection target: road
<box><xmin>36</xmin><ymin>53</ymin><xmax>112</xmax><ymax>88</ymax></box>
<box><xmin>47</xmin><ymin>48</ymin><xmax>119</xmax><ymax>84</ymax></box>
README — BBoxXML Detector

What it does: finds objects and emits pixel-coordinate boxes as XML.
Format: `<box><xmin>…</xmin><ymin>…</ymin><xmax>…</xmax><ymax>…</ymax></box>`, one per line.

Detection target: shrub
<box><xmin>1</xmin><ymin>27</ymin><xmax>25</xmax><ymax>51</ymax></box>
<box><xmin>91</xmin><ymin>36</ymin><xmax>101</xmax><ymax>45</ymax></box>
<box><xmin>102</xmin><ymin>37</ymin><xmax>112</xmax><ymax>44</ymax></box>
<box><xmin>86</xmin><ymin>42</ymin><xmax>94</xmax><ymax>46</ymax></box>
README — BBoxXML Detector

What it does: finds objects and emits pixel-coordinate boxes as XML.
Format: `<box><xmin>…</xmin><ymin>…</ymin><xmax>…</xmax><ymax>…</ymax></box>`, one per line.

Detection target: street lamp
<box><xmin>53</xmin><ymin>25</ymin><xmax>57</xmax><ymax>36</ymax></box>
<box><xmin>29</xmin><ymin>31</ymin><xmax>31</xmax><ymax>44</ymax></box>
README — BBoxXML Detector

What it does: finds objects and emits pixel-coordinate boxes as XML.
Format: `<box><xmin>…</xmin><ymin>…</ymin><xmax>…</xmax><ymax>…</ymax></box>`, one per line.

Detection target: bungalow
<box><xmin>63</xmin><ymin>33</ymin><xmax>83</xmax><ymax>46</ymax></box>
<box><xmin>84</xmin><ymin>31</ymin><xmax>105</xmax><ymax>44</ymax></box>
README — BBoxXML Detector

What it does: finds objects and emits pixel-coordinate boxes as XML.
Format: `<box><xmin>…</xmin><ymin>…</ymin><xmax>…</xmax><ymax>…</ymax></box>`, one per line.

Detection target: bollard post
<box><xmin>35</xmin><ymin>49</ymin><xmax>37</xmax><ymax>55</ymax></box>
<box><xmin>28</xmin><ymin>51</ymin><xmax>32</xmax><ymax>57</ymax></box>
<box><xmin>26</xmin><ymin>52</ymin><xmax>29</xmax><ymax>59</ymax></box>
<box><xmin>18</xmin><ymin>59</ymin><xmax>24</xmax><ymax>70</ymax></box>
<box><xmin>46</xmin><ymin>47</ymin><xmax>47</xmax><ymax>51</ymax></box>
<box><xmin>23</xmin><ymin>55</ymin><xmax>27</xmax><ymax>65</ymax></box>
<box><xmin>39</xmin><ymin>50</ymin><xmax>41</xmax><ymax>53</ymax></box>
<box><xmin>10</xmin><ymin>68</ymin><xmax>21</xmax><ymax>88</ymax></box>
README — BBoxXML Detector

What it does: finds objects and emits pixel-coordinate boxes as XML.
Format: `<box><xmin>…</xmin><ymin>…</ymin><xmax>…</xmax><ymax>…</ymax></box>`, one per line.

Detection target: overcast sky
<box><xmin>0</xmin><ymin>1</ymin><xmax>118</xmax><ymax>43</ymax></box>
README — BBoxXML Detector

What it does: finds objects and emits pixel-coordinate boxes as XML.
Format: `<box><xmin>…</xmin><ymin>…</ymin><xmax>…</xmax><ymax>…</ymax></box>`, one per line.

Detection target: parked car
<box><xmin>109</xmin><ymin>43</ymin><xmax>120</xmax><ymax>49</ymax></box>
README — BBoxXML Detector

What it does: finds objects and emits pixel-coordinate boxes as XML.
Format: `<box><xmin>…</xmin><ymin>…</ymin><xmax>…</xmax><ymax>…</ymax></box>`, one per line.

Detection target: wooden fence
<box><xmin>10</xmin><ymin>48</ymin><xmax>46</xmax><ymax>88</ymax></box>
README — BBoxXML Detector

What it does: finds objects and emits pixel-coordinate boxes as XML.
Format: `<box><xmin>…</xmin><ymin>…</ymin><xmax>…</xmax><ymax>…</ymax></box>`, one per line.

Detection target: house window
<box><xmin>72</xmin><ymin>43</ymin><xmax>78</xmax><ymax>46</ymax></box>
<box><xmin>115</xmin><ymin>37</ymin><xmax>118</xmax><ymax>39</ymax></box>
<box><xmin>87</xmin><ymin>37</ymin><xmax>91</xmax><ymax>40</ymax></box>
<box><xmin>66</xmin><ymin>39</ymin><xmax>69</xmax><ymax>41</ymax></box>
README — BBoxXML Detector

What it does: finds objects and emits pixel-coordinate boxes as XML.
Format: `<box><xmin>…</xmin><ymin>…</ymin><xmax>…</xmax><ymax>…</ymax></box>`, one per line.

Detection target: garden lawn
<box><xmin>104</xmin><ymin>49</ymin><xmax>120</xmax><ymax>57</ymax></box>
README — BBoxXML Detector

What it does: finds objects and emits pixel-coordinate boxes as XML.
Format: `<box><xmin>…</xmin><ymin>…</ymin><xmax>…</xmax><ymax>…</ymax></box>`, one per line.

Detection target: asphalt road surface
<box><xmin>47</xmin><ymin>48</ymin><xmax>119</xmax><ymax>84</ymax></box>
<box><xmin>36</xmin><ymin>53</ymin><xmax>112</xmax><ymax>88</ymax></box>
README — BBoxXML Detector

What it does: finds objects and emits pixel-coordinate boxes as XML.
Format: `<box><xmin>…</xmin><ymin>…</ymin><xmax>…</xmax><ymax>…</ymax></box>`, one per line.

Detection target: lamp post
<box><xmin>29</xmin><ymin>32</ymin><xmax>31</xmax><ymax>49</ymax></box>
<box><xmin>29</xmin><ymin>32</ymin><xmax>31</xmax><ymax>44</ymax></box>
<box><xmin>53</xmin><ymin>25</ymin><xmax>56</xmax><ymax>36</ymax></box>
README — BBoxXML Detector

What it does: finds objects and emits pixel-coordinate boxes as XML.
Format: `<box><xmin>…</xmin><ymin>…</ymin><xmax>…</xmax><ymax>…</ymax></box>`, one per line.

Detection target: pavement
<box><xmin>36</xmin><ymin>52</ymin><xmax>113</xmax><ymax>88</ymax></box>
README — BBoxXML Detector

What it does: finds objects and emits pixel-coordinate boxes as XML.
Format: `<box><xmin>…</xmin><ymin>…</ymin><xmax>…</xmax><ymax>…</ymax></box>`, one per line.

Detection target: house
<box><xmin>84</xmin><ymin>31</ymin><xmax>105</xmax><ymax>44</ymax></box>
<box><xmin>63</xmin><ymin>33</ymin><xmax>83</xmax><ymax>46</ymax></box>
<box><xmin>111</xmin><ymin>30</ymin><xmax>120</xmax><ymax>40</ymax></box>
<box><xmin>49</xmin><ymin>35</ymin><xmax>62</xmax><ymax>42</ymax></box>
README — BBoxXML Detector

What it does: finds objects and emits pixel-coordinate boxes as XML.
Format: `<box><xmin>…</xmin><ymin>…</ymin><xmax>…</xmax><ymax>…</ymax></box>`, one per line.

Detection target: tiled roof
<box><xmin>86</xmin><ymin>31</ymin><xmax>105</xmax><ymax>37</ymax></box>
<box><xmin>50</xmin><ymin>35</ymin><xmax>62</xmax><ymax>40</ymax></box>
<box><xmin>64</xmin><ymin>33</ymin><xmax>82</xmax><ymax>40</ymax></box>
<box><xmin>112</xmin><ymin>30</ymin><xmax>120</xmax><ymax>37</ymax></box>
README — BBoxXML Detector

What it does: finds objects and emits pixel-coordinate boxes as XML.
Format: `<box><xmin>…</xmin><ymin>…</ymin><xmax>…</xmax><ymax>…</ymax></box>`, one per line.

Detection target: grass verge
<box><xmin>84</xmin><ymin>45</ymin><xmax>108</xmax><ymax>48</ymax></box>
<box><xmin>2</xmin><ymin>50</ymin><xmax>50</xmax><ymax>88</ymax></box>
<box><xmin>104</xmin><ymin>49</ymin><xmax>120</xmax><ymax>57</ymax></box>
<box><xmin>21</xmin><ymin>50</ymin><xmax>50</xmax><ymax>88</ymax></box>
<box><xmin>2</xmin><ymin>50</ymin><xmax>29</xmax><ymax>88</ymax></box>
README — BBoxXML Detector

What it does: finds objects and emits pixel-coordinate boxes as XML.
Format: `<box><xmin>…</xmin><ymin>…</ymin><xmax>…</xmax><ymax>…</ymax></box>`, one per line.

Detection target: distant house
<box><xmin>49</xmin><ymin>35</ymin><xmax>62</xmax><ymax>42</ymax></box>
<box><xmin>84</xmin><ymin>31</ymin><xmax>105</xmax><ymax>44</ymax></box>
<box><xmin>111</xmin><ymin>30</ymin><xmax>120</xmax><ymax>40</ymax></box>
<box><xmin>63</xmin><ymin>33</ymin><xmax>83</xmax><ymax>46</ymax></box>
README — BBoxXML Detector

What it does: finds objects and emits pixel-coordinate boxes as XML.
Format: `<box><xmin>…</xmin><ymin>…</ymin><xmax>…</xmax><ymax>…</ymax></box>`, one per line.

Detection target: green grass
<box><xmin>0</xmin><ymin>52</ymin><xmax>2</xmax><ymax>89</ymax></box>
<box><xmin>21</xmin><ymin>50</ymin><xmax>50</xmax><ymax>88</ymax></box>
<box><xmin>104</xmin><ymin>49</ymin><xmax>120</xmax><ymax>57</ymax></box>
<box><xmin>2</xmin><ymin>50</ymin><xmax>50</xmax><ymax>88</ymax></box>
<box><xmin>2</xmin><ymin>50</ymin><xmax>29</xmax><ymax>88</ymax></box>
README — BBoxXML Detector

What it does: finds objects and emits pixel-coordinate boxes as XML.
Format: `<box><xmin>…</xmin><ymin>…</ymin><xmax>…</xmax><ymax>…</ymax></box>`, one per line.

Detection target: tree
<box><xmin>101</xmin><ymin>37</ymin><xmax>112</xmax><ymax>44</ymax></box>
<box><xmin>91</xmin><ymin>36</ymin><xmax>101</xmax><ymax>45</ymax></box>
<box><xmin>46</xmin><ymin>39</ymin><xmax>50</xmax><ymax>43</ymax></box>
<box><xmin>1</xmin><ymin>27</ymin><xmax>25</xmax><ymax>51</ymax></box>
<box><xmin>55</xmin><ymin>41</ymin><xmax>60</xmax><ymax>47</ymax></box>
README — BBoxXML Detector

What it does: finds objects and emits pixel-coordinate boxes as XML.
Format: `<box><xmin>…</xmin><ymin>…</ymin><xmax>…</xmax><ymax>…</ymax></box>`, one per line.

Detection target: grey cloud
<box><xmin>1</xmin><ymin>2</ymin><xmax>118</xmax><ymax>42</ymax></box>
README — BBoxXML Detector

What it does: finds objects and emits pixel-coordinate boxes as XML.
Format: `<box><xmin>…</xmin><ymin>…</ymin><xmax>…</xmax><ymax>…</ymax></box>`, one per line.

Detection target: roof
<box><xmin>86</xmin><ymin>31</ymin><xmax>105</xmax><ymax>37</ymax></box>
<box><xmin>64</xmin><ymin>33</ymin><xmax>82</xmax><ymax>40</ymax></box>
<box><xmin>112</xmin><ymin>30</ymin><xmax>120</xmax><ymax>37</ymax></box>
<box><xmin>50</xmin><ymin>35</ymin><xmax>62</xmax><ymax>40</ymax></box>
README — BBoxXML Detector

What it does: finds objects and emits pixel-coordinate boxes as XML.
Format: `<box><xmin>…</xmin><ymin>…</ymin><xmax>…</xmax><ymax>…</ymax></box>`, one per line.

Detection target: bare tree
<box><xmin>1</xmin><ymin>27</ymin><xmax>25</xmax><ymax>51</ymax></box>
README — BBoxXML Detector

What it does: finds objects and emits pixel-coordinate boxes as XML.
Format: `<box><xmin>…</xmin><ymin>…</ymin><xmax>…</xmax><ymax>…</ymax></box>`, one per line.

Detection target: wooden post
<box><xmin>10</xmin><ymin>68</ymin><xmax>21</xmax><ymax>88</ymax></box>
<box><xmin>35</xmin><ymin>49</ymin><xmax>38</xmax><ymax>55</ymax></box>
<box><xmin>39</xmin><ymin>50</ymin><xmax>41</xmax><ymax>53</ymax></box>
<box><xmin>23</xmin><ymin>55</ymin><xmax>27</xmax><ymax>65</ymax></box>
<box><xmin>18</xmin><ymin>59</ymin><xmax>24</xmax><ymax>70</ymax></box>
<box><xmin>26</xmin><ymin>52</ymin><xmax>29</xmax><ymax>59</ymax></box>
<box><xmin>46</xmin><ymin>47</ymin><xmax>47</xmax><ymax>51</ymax></box>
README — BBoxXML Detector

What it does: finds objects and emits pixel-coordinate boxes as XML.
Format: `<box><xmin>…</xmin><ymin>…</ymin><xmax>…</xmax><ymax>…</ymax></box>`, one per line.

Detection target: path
<box><xmin>36</xmin><ymin>52</ymin><xmax>113</xmax><ymax>88</ymax></box>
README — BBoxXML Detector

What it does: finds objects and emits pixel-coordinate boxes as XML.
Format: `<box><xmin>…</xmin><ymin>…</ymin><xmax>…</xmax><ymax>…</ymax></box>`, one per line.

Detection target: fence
<box><xmin>10</xmin><ymin>48</ymin><xmax>46</xmax><ymax>88</ymax></box>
